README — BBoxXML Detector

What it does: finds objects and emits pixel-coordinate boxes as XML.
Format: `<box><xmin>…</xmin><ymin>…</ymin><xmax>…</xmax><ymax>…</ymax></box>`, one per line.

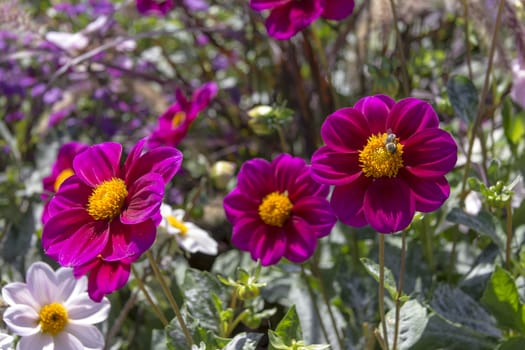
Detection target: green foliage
<box><xmin>447</xmin><ymin>75</ymin><xmax>479</xmax><ymax>124</ymax></box>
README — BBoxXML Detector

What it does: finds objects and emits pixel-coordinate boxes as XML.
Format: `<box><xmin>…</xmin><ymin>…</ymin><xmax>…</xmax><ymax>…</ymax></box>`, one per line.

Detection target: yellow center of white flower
<box><xmin>359</xmin><ymin>132</ymin><xmax>404</xmax><ymax>178</ymax></box>
<box><xmin>87</xmin><ymin>178</ymin><xmax>128</xmax><ymax>220</ymax></box>
<box><xmin>167</xmin><ymin>215</ymin><xmax>188</xmax><ymax>236</ymax></box>
<box><xmin>258</xmin><ymin>191</ymin><xmax>293</xmax><ymax>227</ymax></box>
<box><xmin>53</xmin><ymin>168</ymin><xmax>74</xmax><ymax>192</ymax></box>
<box><xmin>171</xmin><ymin>111</ymin><xmax>186</xmax><ymax>128</ymax></box>
<box><xmin>39</xmin><ymin>303</ymin><xmax>68</xmax><ymax>335</ymax></box>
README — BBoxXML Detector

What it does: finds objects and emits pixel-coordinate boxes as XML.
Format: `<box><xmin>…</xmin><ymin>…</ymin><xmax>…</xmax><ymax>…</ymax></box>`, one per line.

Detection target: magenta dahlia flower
<box><xmin>251</xmin><ymin>0</ymin><xmax>355</xmax><ymax>40</ymax></box>
<box><xmin>42</xmin><ymin>139</ymin><xmax>182</xmax><ymax>268</ymax></box>
<box><xmin>42</xmin><ymin>142</ymin><xmax>88</xmax><ymax>223</ymax></box>
<box><xmin>223</xmin><ymin>154</ymin><xmax>336</xmax><ymax>265</ymax></box>
<box><xmin>148</xmin><ymin>82</ymin><xmax>218</xmax><ymax>148</ymax></box>
<box><xmin>311</xmin><ymin>95</ymin><xmax>457</xmax><ymax>233</ymax></box>
<box><xmin>136</xmin><ymin>0</ymin><xmax>174</xmax><ymax>16</ymax></box>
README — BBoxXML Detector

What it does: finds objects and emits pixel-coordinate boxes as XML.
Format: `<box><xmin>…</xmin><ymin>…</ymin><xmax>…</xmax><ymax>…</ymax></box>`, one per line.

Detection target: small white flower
<box><xmin>1</xmin><ymin>262</ymin><xmax>110</xmax><ymax>350</ymax></box>
<box><xmin>45</xmin><ymin>32</ymin><xmax>89</xmax><ymax>52</ymax></box>
<box><xmin>0</xmin><ymin>332</ymin><xmax>14</xmax><ymax>350</ymax></box>
<box><xmin>160</xmin><ymin>204</ymin><xmax>218</xmax><ymax>255</ymax></box>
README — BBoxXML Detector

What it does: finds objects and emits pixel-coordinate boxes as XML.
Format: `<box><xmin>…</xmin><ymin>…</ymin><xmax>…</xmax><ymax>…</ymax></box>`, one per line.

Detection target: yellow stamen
<box><xmin>167</xmin><ymin>215</ymin><xmax>188</xmax><ymax>236</ymax></box>
<box><xmin>39</xmin><ymin>303</ymin><xmax>68</xmax><ymax>335</ymax></box>
<box><xmin>87</xmin><ymin>178</ymin><xmax>128</xmax><ymax>221</ymax></box>
<box><xmin>359</xmin><ymin>132</ymin><xmax>404</xmax><ymax>178</ymax></box>
<box><xmin>53</xmin><ymin>168</ymin><xmax>74</xmax><ymax>192</ymax></box>
<box><xmin>258</xmin><ymin>191</ymin><xmax>293</xmax><ymax>227</ymax></box>
<box><xmin>171</xmin><ymin>111</ymin><xmax>186</xmax><ymax>128</ymax></box>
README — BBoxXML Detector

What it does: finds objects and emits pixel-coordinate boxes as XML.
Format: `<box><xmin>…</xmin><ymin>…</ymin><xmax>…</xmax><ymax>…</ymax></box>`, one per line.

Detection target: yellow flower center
<box><xmin>258</xmin><ymin>191</ymin><xmax>293</xmax><ymax>227</ymax></box>
<box><xmin>166</xmin><ymin>215</ymin><xmax>188</xmax><ymax>236</ymax></box>
<box><xmin>172</xmin><ymin>111</ymin><xmax>186</xmax><ymax>128</ymax></box>
<box><xmin>53</xmin><ymin>168</ymin><xmax>74</xmax><ymax>192</ymax></box>
<box><xmin>87</xmin><ymin>178</ymin><xmax>128</xmax><ymax>221</ymax></box>
<box><xmin>39</xmin><ymin>303</ymin><xmax>68</xmax><ymax>335</ymax></box>
<box><xmin>359</xmin><ymin>132</ymin><xmax>404</xmax><ymax>178</ymax></box>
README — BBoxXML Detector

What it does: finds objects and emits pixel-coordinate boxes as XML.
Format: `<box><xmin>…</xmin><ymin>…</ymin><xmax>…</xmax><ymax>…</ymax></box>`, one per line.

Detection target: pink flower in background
<box><xmin>250</xmin><ymin>0</ymin><xmax>355</xmax><ymax>40</ymax></box>
<box><xmin>511</xmin><ymin>59</ymin><xmax>525</xmax><ymax>109</ymax></box>
<box><xmin>136</xmin><ymin>0</ymin><xmax>174</xmax><ymax>16</ymax></box>
<box><xmin>148</xmin><ymin>82</ymin><xmax>218</xmax><ymax>148</ymax></box>
<box><xmin>42</xmin><ymin>142</ymin><xmax>89</xmax><ymax>223</ymax></box>
<box><xmin>42</xmin><ymin>139</ymin><xmax>182</xmax><ymax>269</ymax></box>
<box><xmin>311</xmin><ymin>95</ymin><xmax>457</xmax><ymax>233</ymax></box>
<box><xmin>223</xmin><ymin>154</ymin><xmax>336</xmax><ymax>265</ymax></box>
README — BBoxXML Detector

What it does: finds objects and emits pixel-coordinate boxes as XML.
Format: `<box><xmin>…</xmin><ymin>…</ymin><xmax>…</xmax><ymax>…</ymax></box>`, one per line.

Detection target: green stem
<box><xmin>460</xmin><ymin>0</ymin><xmax>506</xmax><ymax>203</ymax></box>
<box><xmin>131</xmin><ymin>265</ymin><xmax>169</xmax><ymax>327</ymax></box>
<box><xmin>392</xmin><ymin>232</ymin><xmax>406</xmax><ymax>350</ymax></box>
<box><xmin>147</xmin><ymin>251</ymin><xmax>193</xmax><ymax>346</ymax></box>
<box><xmin>505</xmin><ymin>201</ymin><xmax>513</xmax><ymax>270</ymax></box>
<box><xmin>421</xmin><ymin>219</ymin><xmax>435</xmax><ymax>271</ymax></box>
<box><xmin>388</xmin><ymin>0</ymin><xmax>410</xmax><ymax>96</ymax></box>
<box><xmin>378</xmin><ymin>234</ymin><xmax>390</xmax><ymax>350</ymax></box>
<box><xmin>462</xmin><ymin>0</ymin><xmax>473</xmax><ymax>80</ymax></box>
<box><xmin>300</xmin><ymin>265</ymin><xmax>331</xmax><ymax>345</ymax></box>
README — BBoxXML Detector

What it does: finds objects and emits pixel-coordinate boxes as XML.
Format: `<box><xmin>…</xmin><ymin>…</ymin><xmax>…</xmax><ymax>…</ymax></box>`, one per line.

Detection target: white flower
<box><xmin>45</xmin><ymin>32</ymin><xmax>89</xmax><ymax>52</ymax></box>
<box><xmin>160</xmin><ymin>204</ymin><xmax>218</xmax><ymax>255</ymax></box>
<box><xmin>0</xmin><ymin>332</ymin><xmax>14</xmax><ymax>350</ymax></box>
<box><xmin>1</xmin><ymin>262</ymin><xmax>110</xmax><ymax>350</ymax></box>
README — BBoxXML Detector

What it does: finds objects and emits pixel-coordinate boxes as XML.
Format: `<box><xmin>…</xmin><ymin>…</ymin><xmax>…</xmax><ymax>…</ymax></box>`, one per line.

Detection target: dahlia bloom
<box><xmin>42</xmin><ymin>142</ymin><xmax>88</xmax><ymax>223</ymax></box>
<box><xmin>159</xmin><ymin>204</ymin><xmax>218</xmax><ymax>255</ymax></box>
<box><xmin>136</xmin><ymin>0</ymin><xmax>174</xmax><ymax>16</ymax></box>
<box><xmin>2</xmin><ymin>262</ymin><xmax>110</xmax><ymax>350</ymax></box>
<box><xmin>42</xmin><ymin>139</ymin><xmax>182</xmax><ymax>268</ymax></box>
<box><xmin>251</xmin><ymin>0</ymin><xmax>355</xmax><ymax>40</ymax></box>
<box><xmin>311</xmin><ymin>95</ymin><xmax>457</xmax><ymax>233</ymax></box>
<box><xmin>148</xmin><ymin>82</ymin><xmax>218</xmax><ymax>148</ymax></box>
<box><xmin>223</xmin><ymin>154</ymin><xmax>336</xmax><ymax>265</ymax></box>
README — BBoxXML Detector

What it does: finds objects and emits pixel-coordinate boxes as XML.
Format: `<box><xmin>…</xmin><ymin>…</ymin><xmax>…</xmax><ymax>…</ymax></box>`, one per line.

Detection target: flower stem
<box><xmin>378</xmin><ymin>234</ymin><xmax>390</xmax><ymax>350</ymax></box>
<box><xmin>460</xmin><ymin>0</ymin><xmax>506</xmax><ymax>202</ymax></box>
<box><xmin>300</xmin><ymin>265</ymin><xmax>331</xmax><ymax>344</ymax></box>
<box><xmin>388</xmin><ymin>0</ymin><xmax>410</xmax><ymax>96</ymax></box>
<box><xmin>505</xmin><ymin>201</ymin><xmax>514</xmax><ymax>270</ymax></box>
<box><xmin>131</xmin><ymin>265</ymin><xmax>169</xmax><ymax>327</ymax></box>
<box><xmin>146</xmin><ymin>251</ymin><xmax>193</xmax><ymax>346</ymax></box>
<box><xmin>461</xmin><ymin>0</ymin><xmax>473</xmax><ymax>80</ymax></box>
<box><xmin>392</xmin><ymin>232</ymin><xmax>406</xmax><ymax>350</ymax></box>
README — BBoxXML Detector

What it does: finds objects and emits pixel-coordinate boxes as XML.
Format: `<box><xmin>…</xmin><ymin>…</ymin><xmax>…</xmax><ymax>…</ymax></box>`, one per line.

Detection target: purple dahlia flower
<box><xmin>223</xmin><ymin>154</ymin><xmax>336</xmax><ymax>266</ymax></box>
<box><xmin>136</xmin><ymin>0</ymin><xmax>174</xmax><ymax>16</ymax></box>
<box><xmin>42</xmin><ymin>139</ymin><xmax>182</xmax><ymax>268</ymax></box>
<box><xmin>311</xmin><ymin>95</ymin><xmax>457</xmax><ymax>233</ymax></box>
<box><xmin>251</xmin><ymin>0</ymin><xmax>355</xmax><ymax>40</ymax></box>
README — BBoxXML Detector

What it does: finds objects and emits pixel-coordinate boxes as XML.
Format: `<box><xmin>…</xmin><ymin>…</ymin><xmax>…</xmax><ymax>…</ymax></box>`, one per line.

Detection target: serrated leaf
<box><xmin>430</xmin><ymin>285</ymin><xmax>500</xmax><ymax>337</ymax></box>
<box><xmin>481</xmin><ymin>266</ymin><xmax>525</xmax><ymax>332</ymax></box>
<box><xmin>497</xmin><ymin>337</ymin><xmax>525</xmax><ymax>350</ymax></box>
<box><xmin>222</xmin><ymin>333</ymin><xmax>263</xmax><ymax>350</ymax></box>
<box><xmin>380</xmin><ymin>300</ymin><xmax>428</xmax><ymax>350</ymax></box>
<box><xmin>269</xmin><ymin>330</ymin><xmax>290</xmax><ymax>350</ymax></box>
<box><xmin>446</xmin><ymin>208</ymin><xmax>505</xmax><ymax>249</ymax></box>
<box><xmin>360</xmin><ymin>257</ymin><xmax>398</xmax><ymax>300</ymax></box>
<box><xmin>447</xmin><ymin>75</ymin><xmax>479</xmax><ymax>124</ymax></box>
<box><xmin>275</xmin><ymin>305</ymin><xmax>302</xmax><ymax>345</ymax></box>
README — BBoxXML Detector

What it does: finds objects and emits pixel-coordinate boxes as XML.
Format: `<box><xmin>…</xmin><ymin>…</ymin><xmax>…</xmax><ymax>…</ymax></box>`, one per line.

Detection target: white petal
<box><xmin>56</xmin><ymin>269</ymin><xmax>87</xmax><ymax>304</ymax></box>
<box><xmin>45</xmin><ymin>32</ymin><xmax>89</xmax><ymax>52</ymax></box>
<box><xmin>66</xmin><ymin>296</ymin><xmax>110</xmax><ymax>324</ymax></box>
<box><xmin>66</xmin><ymin>324</ymin><xmax>104</xmax><ymax>350</ymax></box>
<box><xmin>2</xmin><ymin>283</ymin><xmax>40</xmax><ymax>311</ymax></box>
<box><xmin>178</xmin><ymin>226</ymin><xmax>218</xmax><ymax>255</ymax></box>
<box><xmin>18</xmin><ymin>333</ymin><xmax>53</xmax><ymax>350</ymax></box>
<box><xmin>53</xmin><ymin>332</ymin><xmax>84</xmax><ymax>350</ymax></box>
<box><xmin>3</xmin><ymin>305</ymin><xmax>40</xmax><ymax>336</ymax></box>
<box><xmin>27</xmin><ymin>262</ymin><xmax>59</xmax><ymax>305</ymax></box>
<box><xmin>160</xmin><ymin>203</ymin><xmax>172</xmax><ymax>218</ymax></box>
<box><xmin>172</xmin><ymin>209</ymin><xmax>186</xmax><ymax>220</ymax></box>
<box><xmin>0</xmin><ymin>332</ymin><xmax>14</xmax><ymax>350</ymax></box>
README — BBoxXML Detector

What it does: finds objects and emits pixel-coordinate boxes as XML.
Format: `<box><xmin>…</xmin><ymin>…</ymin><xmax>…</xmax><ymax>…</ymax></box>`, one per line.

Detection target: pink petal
<box><xmin>289</xmin><ymin>166</ymin><xmax>329</xmax><ymax>201</ymax></box>
<box><xmin>231</xmin><ymin>217</ymin><xmax>266</xmax><ymax>251</ymax></box>
<box><xmin>400</xmin><ymin>170</ymin><xmax>450</xmax><ymax>212</ymax></box>
<box><xmin>353</xmin><ymin>95</ymin><xmax>393</xmax><ymax>134</ymax></box>
<box><xmin>223</xmin><ymin>189</ymin><xmax>259</xmax><ymax>224</ymax></box>
<box><xmin>272</xmin><ymin>154</ymin><xmax>306</xmax><ymax>192</ymax></box>
<box><xmin>283</xmin><ymin>217</ymin><xmax>317</xmax><ymax>263</ymax></box>
<box><xmin>292</xmin><ymin>197</ymin><xmax>336</xmax><ymax>237</ymax></box>
<box><xmin>124</xmin><ymin>141</ymin><xmax>183</xmax><ymax>184</ymax></box>
<box><xmin>330</xmin><ymin>174</ymin><xmax>370</xmax><ymax>227</ymax></box>
<box><xmin>250</xmin><ymin>0</ymin><xmax>291</xmax><ymax>11</ymax></box>
<box><xmin>250</xmin><ymin>226</ymin><xmax>287</xmax><ymax>265</ymax></box>
<box><xmin>387</xmin><ymin>98</ymin><xmax>439</xmax><ymax>140</ymax></box>
<box><xmin>73</xmin><ymin>142</ymin><xmax>121</xmax><ymax>187</ymax></box>
<box><xmin>190</xmin><ymin>81</ymin><xmax>218</xmax><ymax>116</ymax></box>
<box><xmin>311</xmin><ymin>146</ymin><xmax>362</xmax><ymax>185</ymax></box>
<box><xmin>321</xmin><ymin>108</ymin><xmax>370</xmax><ymax>152</ymax></box>
<box><xmin>101</xmin><ymin>220</ymin><xmax>156</xmax><ymax>260</ymax></box>
<box><xmin>363</xmin><ymin>178</ymin><xmax>415</xmax><ymax>233</ymax></box>
<box><xmin>265</xmin><ymin>0</ymin><xmax>323</xmax><ymax>40</ymax></box>
<box><xmin>46</xmin><ymin>177</ymin><xmax>91</xmax><ymax>219</ymax></box>
<box><xmin>236</xmin><ymin>158</ymin><xmax>275</xmax><ymax>199</ymax></box>
<box><xmin>321</xmin><ymin>0</ymin><xmax>355</xmax><ymax>20</ymax></box>
<box><xmin>121</xmin><ymin>173</ymin><xmax>165</xmax><ymax>224</ymax></box>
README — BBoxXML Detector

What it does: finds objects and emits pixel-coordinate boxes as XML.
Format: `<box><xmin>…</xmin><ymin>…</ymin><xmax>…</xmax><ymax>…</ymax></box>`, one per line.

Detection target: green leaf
<box><xmin>380</xmin><ymin>300</ymin><xmax>428</xmax><ymax>350</ymax></box>
<box><xmin>268</xmin><ymin>330</ymin><xmax>290</xmax><ymax>350</ymax></box>
<box><xmin>497</xmin><ymin>337</ymin><xmax>525</xmax><ymax>350</ymax></box>
<box><xmin>447</xmin><ymin>75</ymin><xmax>479</xmax><ymax>124</ymax></box>
<box><xmin>360</xmin><ymin>257</ymin><xmax>398</xmax><ymax>300</ymax></box>
<box><xmin>481</xmin><ymin>266</ymin><xmax>525</xmax><ymax>333</ymax></box>
<box><xmin>502</xmin><ymin>97</ymin><xmax>525</xmax><ymax>145</ymax></box>
<box><xmin>222</xmin><ymin>333</ymin><xmax>263</xmax><ymax>350</ymax></box>
<box><xmin>274</xmin><ymin>305</ymin><xmax>302</xmax><ymax>345</ymax></box>
<box><xmin>446</xmin><ymin>208</ymin><xmax>505</xmax><ymax>249</ymax></box>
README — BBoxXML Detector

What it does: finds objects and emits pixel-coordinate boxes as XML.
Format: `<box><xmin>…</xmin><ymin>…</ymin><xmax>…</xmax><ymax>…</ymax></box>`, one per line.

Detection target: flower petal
<box><xmin>56</xmin><ymin>268</ymin><xmax>87</xmax><ymax>305</ymax></box>
<box><xmin>26</xmin><ymin>262</ymin><xmax>59</xmax><ymax>306</ymax></box>
<box><xmin>46</xmin><ymin>177</ymin><xmax>91</xmax><ymax>218</ymax></box>
<box><xmin>250</xmin><ymin>0</ymin><xmax>291</xmax><ymax>11</ymax></box>
<box><xmin>2</xmin><ymin>305</ymin><xmax>40</xmax><ymax>336</ymax></box>
<box><xmin>402</xmin><ymin>128</ymin><xmax>457</xmax><ymax>177</ymax></box>
<box><xmin>273</xmin><ymin>153</ymin><xmax>306</xmax><ymax>192</ymax></box>
<box><xmin>177</xmin><ymin>224</ymin><xmax>218</xmax><ymax>255</ymax></box>
<box><xmin>65</xmin><ymin>324</ymin><xmax>105</xmax><ymax>349</ymax></box>
<box><xmin>353</xmin><ymin>95</ymin><xmax>393</xmax><ymax>134</ymax></box>
<box><xmin>289</xmin><ymin>166</ymin><xmax>329</xmax><ymax>200</ymax></box>
<box><xmin>321</xmin><ymin>108</ymin><xmax>370</xmax><ymax>152</ymax></box>
<box><xmin>66</xmin><ymin>296</ymin><xmax>110</xmax><ymax>324</ymax></box>
<box><xmin>265</xmin><ymin>0</ymin><xmax>323</xmax><ymax>40</ymax></box>
<box><xmin>101</xmin><ymin>219</ymin><xmax>156</xmax><ymax>260</ymax></box>
<box><xmin>73</xmin><ymin>142</ymin><xmax>121</xmax><ymax>187</ymax></box>
<box><xmin>236</xmin><ymin>158</ymin><xmax>274</xmax><ymax>199</ymax></box>
<box><xmin>18</xmin><ymin>333</ymin><xmax>53</xmax><ymax>350</ymax></box>
<box><xmin>387</xmin><ymin>98</ymin><xmax>439</xmax><ymax>140</ymax></box>
<box><xmin>2</xmin><ymin>283</ymin><xmax>40</xmax><ymax>311</ymax></box>
<box><xmin>250</xmin><ymin>226</ymin><xmax>286</xmax><ymax>266</ymax></box>
<box><xmin>363</xmin><ymin>178</ymin><xmax>415</xmax><ymax>233</ymax></box>
<box><xmin>330</xmin><ymin>175</ymin><xmax>370</xmax><ymax>227</ymax></box>
<box><xmin>311</xmin><ymin>146</ymin><xmax>362</xmax><ymax>185</ymax></box>
<box><xmin>223</xmin><ymin>189</ymin><xmax>259</xmax><ymax>224</ymax></box>
<box><xmin>321</xmin><ymin>0</ymin><xmax>355</xmax><ymax>20</ymax></box>
<box><xmin>190</xmin><ymin>81</ymin><xmax>218</xmax><ymax>116</ymax></box>
<box><xmin>292</xmin><ymin>197</ymin><xmax>337</xmax><ymax>238</ymax></box>
<box><xmin>121</xmin><ymin>173</ymin><xmax>165</xmax><ymax>224</ymax></box>
<box><xmin>53</xmin><ymin>331</ymin><xmax>84</xmax><ymax>350</ymax></box>
<box><xmin>283</xmin><ymin>217</ymin><xmax>317</xmax><ymax>263</ymax></box>
<box><xmin>230</xmin><ymin>217</ymin><xmax>264</xmax><ymax>251</ymax></box>
<box><xmin>124</xmin><ymin>143</ymin><xmax>183</xmax><ymax>185</ymax></box>
<box><xmin>400</xmin><ymin>170</ymin><xmax>451</xmax><ymax>212</ymax></box>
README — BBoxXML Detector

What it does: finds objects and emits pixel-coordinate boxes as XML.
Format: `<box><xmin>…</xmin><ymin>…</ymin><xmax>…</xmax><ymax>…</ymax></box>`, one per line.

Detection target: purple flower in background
<box><xmin>311</xmin><ymin>95</ymin><xmax>457</xmax><ymax>233</ymax></box>
<box><xmin>183</xmin><ymin>0</ymin><xmax>208</xmax><ymax>11</ymax></box>
<box><xmin>224</xmin><ymin>154</ymin><xmax>336</xmax><ymax>265</ymax></box>
<box><xmin>136</xmin><ymin>0</ymin><xmax>174</xmax><ymax>16</ymax></box>
<box><xmin>148</xmin><ymin>82</ymin><xmax>218</xmax><ymax>148</ymax></box>
<box><xmin>511</xmin><ymin>59</ymin><xmax>525</xmax><ymax>109</ymax></box>
<box><xmin>250</xmin><ymin>0</ymin><xmax>355</xmax><ymax>40</ymax></box>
